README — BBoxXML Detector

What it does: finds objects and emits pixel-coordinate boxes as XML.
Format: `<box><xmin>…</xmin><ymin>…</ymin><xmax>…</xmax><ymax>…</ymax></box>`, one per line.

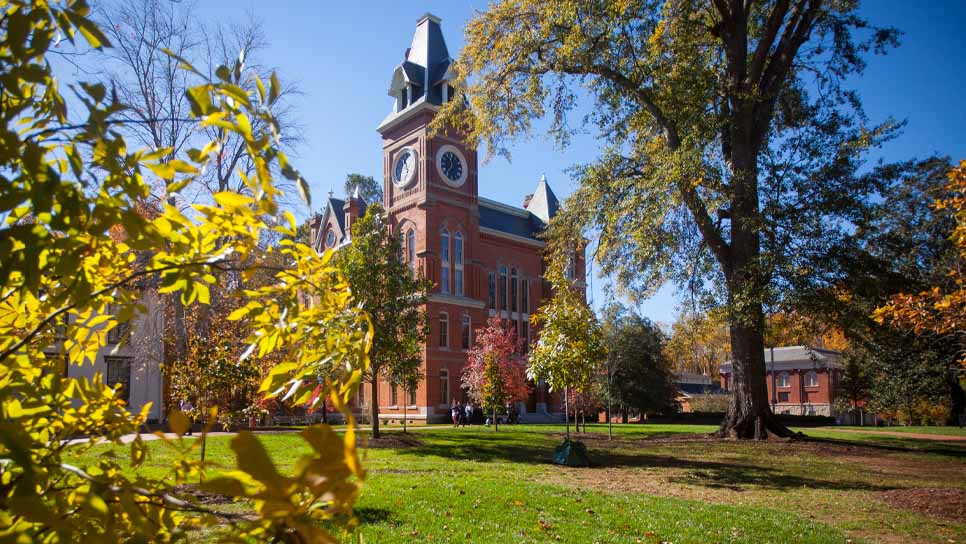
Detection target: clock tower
<box><xmin>377</xmin><ymin>12</ymin><xmax>480</xmax><ymax>296</ymax></box>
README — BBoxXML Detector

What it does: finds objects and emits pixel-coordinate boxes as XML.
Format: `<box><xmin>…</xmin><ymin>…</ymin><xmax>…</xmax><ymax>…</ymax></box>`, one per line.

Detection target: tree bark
<box><xmin>370</xmin><ymin>377</ymin><xmax>380</xmax><ymax>439</ymax></box>
<box><xmin>714</xmin><ymin>143</ymin><xmax>795</xmax><ymax>440</ymax></box>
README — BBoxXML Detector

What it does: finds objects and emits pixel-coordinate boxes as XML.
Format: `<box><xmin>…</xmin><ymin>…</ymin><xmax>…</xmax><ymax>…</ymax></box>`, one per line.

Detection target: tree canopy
<box><xmin>437</xmin><ymin>0</ymin><xmax>906</xmax><ymax>438</ymax></box>
<box><xmin>344</xmin><ymin>173</ymin><xmax>383</xmax><ymax>206</ymax></box>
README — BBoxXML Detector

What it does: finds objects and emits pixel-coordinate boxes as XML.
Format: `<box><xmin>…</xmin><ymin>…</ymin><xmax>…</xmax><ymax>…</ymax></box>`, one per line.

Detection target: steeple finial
<box><xmin>328</xmin><ymin>189</ymin><xmax>334</xmax><ymax>199</ymax></box>
<box><xmin>540</xmin><ymin>172</ymin><xmax>547</xmax><ymax>183</ymax></box>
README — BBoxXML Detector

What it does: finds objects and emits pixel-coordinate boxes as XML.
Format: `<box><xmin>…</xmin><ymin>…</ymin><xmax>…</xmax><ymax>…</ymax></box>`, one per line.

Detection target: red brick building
<box><xmin>719</xmin><ymin>346</ymin><xmax>842</xmax><ymax>416</ymax></box>
<box><xmin>310</xmin><ymin>13</ymin><xmax>582</xmax><ymax>424</ymax></box>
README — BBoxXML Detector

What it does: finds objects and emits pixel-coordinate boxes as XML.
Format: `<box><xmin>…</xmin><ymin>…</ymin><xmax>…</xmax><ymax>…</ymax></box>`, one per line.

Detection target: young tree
<box><xmin>0</xmin><ymin>3</ymin><xmax>369</xmax><ymax>540</ymax></box>
<box><xmin>461</xmin><ymin>317</ymin><xmax>530</xmax><ymax>431</ymax></box>
<box><xmin>438</xmin><ymin>0</ymin><xmax>905</xmax><ymax>439</ymax></box>
<box><xmin>344</xmin><ymin>173</ymin><xmax>383</xmax><ymax>206</ymax></box>
<box><xmin>528</xmin><ymin>267</ymin><xmax>606</xmax><ymax>439</ymax></box>
<box><xmin>834</xmin><ymin>347</ymin><xmax>873</xmax><ymax>424</ymax></box>
<box><xmin>338</xmin><ymin>204</ymin><xmax>430</xmax><ymax>438</ymax></box>
<box><xmin>603</xmin><ymin>305</ymin><xmax>679</xmax><ymax>422</ymax></box>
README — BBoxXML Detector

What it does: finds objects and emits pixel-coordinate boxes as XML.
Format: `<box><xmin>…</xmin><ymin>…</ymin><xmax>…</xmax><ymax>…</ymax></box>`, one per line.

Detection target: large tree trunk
<box><xmin>715</xmin><ymin>141</ymin><xmax>795</xmax><ymax>440</ymax></box>
<box><xmin>370</xmin><ymin>377</ymin><xmax>380</xmax><ymax>439</ymax></box>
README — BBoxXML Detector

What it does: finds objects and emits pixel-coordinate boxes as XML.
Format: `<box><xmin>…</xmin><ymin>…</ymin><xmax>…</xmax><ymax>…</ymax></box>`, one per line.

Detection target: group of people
<box><xmin>450</xmin><ymin>401</ymin><xmax>519</xmax><ymax>427</ymax></box>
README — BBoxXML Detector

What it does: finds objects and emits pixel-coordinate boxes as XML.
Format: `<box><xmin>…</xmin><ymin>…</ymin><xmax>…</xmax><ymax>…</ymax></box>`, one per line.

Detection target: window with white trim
<box><xmin>522</xmin><ymin>279</ymin><xmax>529</xmax><ymax>314</ymax></box>
<box><xmin>390</xmin><ymin>384</ymin><xmax>398</xmax><ymax>406</ymax></box>
<box><xmin>439</xmin><ymin>369</ymin><xmax>449</xmax><ymax>405</ymax></box>
<box><xmin>777</xmin><ymin>372</ymin><xmax>790</xmax><ymax>388</ymax></box>
<box><xmin>461</xmin><ymin>315</ymin><xmax>471</xmax><ymax>350</ymax></box>
<box><xmin>407</xmin><ymin>229</ymin><xmax>416</xmax><ymax>274</ymax></box>
<box><xmin>487</xmin><ymin>272</ymin><xmax>496</xmax><ymax>309</ymax></box>
<box><xmin>805</xmin><ymin>371</ymin><xmax>819</xmax><ymax>388</ymax></box>
<box><xmin>499</xmin><ymin>266</ymin><xmax>508</xmax><ymax>311</ymax></box>
<box><xmin>454</xmin><ymin>232</ymin><xmax>464</xmax><ymax>296</ymax></box>
<box><xmin>439</xmin><ymin>312</ymin><xmax>449</xmax><ymax>348</ymax></box>
<box><xmin>408</xmin><ymin>386</ymin><xmax>417</xmax><ymax>406</ymax></box>
<box><xmin>440</xmin><ymin>229</ymin><xmax>450</xmax><ymax>294</ymax></box>
<box><xmin>510</xmin><ymin>268</ymin><xmax>518</xmax><ymax>313</ymax></box>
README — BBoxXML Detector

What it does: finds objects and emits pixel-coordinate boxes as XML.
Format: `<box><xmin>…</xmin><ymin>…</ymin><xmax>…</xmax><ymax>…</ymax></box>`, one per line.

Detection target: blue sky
<box><xmin>189</xmin><ymin>0</ymin><xmax>966</xmax><ymax>325</ymax></box>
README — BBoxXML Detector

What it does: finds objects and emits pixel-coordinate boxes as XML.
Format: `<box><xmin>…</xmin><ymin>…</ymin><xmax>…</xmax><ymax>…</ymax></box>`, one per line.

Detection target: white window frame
<box><xmin>407</xmin><ymin>229</ymin><xmax>416</xmax><ymax>273</ymax></box>
<box><xmin>461</xmin><ymin>314</ymin><xmax>471</xmax><ymax>350</ymax></box>
<box><xmin>454</xmin><ymin>232</ymin><xmax>464</xmax><ymax>296</ymax></box>
<box><xmin>777</xmin><ymin>372</ymin><xmax>790</xmax><ymax>388</ymax></box>
<box><xmin>439</xmin><ymin>312</ymin><xmax>449</xmax><ymax>348</ymax></box>
<box><xmin>439</xmin><ymin>369</ymin><xmax>449</xmax><ymax>406</ymax></box>
<box><xmin>440</xmin><ymin>229</ymin><xmax>450</xmax><ymax>294</ymax></box>
<box><xmin>805</xmin><ymin>371</ymin><xmax>819</xmax><ymax>388</ymax></box>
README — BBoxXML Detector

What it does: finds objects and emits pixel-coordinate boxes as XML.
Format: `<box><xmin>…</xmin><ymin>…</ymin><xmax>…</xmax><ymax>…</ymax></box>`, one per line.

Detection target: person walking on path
<box><xmin>451</xmin><ymin>402</ymin><xmax>461</xmax><ymax>427</ymax></box>
<box><xmin>178</xmin><ymin>398</ymin><xmax>194</xmax><ymax>435</ymax></box>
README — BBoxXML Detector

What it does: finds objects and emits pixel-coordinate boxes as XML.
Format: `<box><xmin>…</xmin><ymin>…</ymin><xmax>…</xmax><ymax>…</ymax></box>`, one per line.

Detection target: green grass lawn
<box><xmin>65</xmin><ymin>423</ymin><xmax>966</xmax><ymax>543</ymax></box>
<box><xmin>810</xmin><ymin>425</ymin><xmax>966</xmax><ymax>437</ymax></box>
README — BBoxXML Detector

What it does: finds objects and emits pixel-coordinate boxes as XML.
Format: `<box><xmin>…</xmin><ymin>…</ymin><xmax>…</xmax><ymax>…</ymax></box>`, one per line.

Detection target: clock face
<box><xmin>393</xmin><ymin>148</ymin><xmax>417</xmax><ymax>187</ymax></box>
<box><xmin>436</xmin><ymin>145</ymin><xmax>467</xmax><ymax>187</ymax></box>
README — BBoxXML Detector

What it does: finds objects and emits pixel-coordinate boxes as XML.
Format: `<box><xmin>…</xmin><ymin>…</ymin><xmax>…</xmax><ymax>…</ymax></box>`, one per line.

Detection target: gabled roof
<box><xmin>524</xmin><ymin>174</ymin><xmax>560</xmax><ymax>223</ymax></box>
<box><xmin>719</xmin><ymin>346</ymin><xmax>843</xmax><ymax>373</ymax></box>
<box><xmin>314</xmin><ymin>196</ymin><xmax>346</xmax><ymax>252</ymax></box>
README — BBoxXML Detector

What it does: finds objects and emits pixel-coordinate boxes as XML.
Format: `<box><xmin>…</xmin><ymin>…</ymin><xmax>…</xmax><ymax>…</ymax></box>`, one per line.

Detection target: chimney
<box><xmin>345</xmin><ymin>186</ymin><xmax>363</xmax><ymax>236</ymax></box>
<box><xmin>523</xmin><ymin>194</ymin><xmax>534</xmax><ymax>208</ymax></box>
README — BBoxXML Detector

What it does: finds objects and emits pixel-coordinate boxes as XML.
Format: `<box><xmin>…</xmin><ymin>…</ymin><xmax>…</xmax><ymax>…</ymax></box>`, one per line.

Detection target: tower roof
<box><xmin>524</xmin><ymin>174</ymin><xmax>561</xmax><ymax>223</ymax></box>
<box><xmin>380</xmin><ymin>13</ymin><xmax>454</xmax><ymax>132</ymax></box>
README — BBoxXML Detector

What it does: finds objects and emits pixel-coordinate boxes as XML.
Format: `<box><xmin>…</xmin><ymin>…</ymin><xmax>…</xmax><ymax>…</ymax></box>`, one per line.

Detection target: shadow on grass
<box><xmin>355</xmin><ymin>507</ymin><xmax>396</xmax><ymax>525</ymax></box>
<box><xmin>802</xmin><ymin>434</ymin><xmax>966</xmax><ymax>460</ymax></box>
<box><xmin>389</xmin><ymin>430</ymin><xmax>895</xmax><ymax>493</ymax></box>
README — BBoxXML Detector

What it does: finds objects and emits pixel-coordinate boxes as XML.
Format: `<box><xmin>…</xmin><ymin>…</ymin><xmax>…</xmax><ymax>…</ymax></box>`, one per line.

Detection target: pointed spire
<box><xmin>328</xmin><ymin>189</ymin><xmax>334</xmax><ymax>200</ymax></box>
<box><xmin>527</xmin><ymin>173</ymin><xmax>560</xmax><ymax>223</ymax></box>
<box><xmin>352</xmin><ymin>185</ymin><xmax>361</xmax><ymax>200</ymax></box>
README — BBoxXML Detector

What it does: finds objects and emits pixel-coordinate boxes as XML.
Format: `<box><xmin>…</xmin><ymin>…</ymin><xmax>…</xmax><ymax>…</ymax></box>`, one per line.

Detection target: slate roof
<box><xmin>328</xmin><ymin>197</ymin><xmax>346</xmax><ymax>233</ymax></box>
<box><xmin>719</xmin><ymin>346</ymin><xmax>843</xmax><ymax>373</ymax></box>
<box><xmin>479</xmin><ymin>199</ymin><xmax>548</xmax><ymax>242</ymax></box>
<box><xmin>525</xmin><ymin>175</ymin><xmax>560</xmax><ymax>223</ymax></box>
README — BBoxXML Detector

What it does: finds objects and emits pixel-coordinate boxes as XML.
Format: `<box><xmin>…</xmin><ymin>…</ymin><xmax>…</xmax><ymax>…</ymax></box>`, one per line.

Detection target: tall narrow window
<box><xmin>522</xmin><ymin>321</ymin><xmax>530</xmax><ymax>354</ymax></box>
<box><xmin>566</xmin><ymin>254</ymin><xmax>575</xmax><ymax>280</ymax></box>
<box><xmin>408</xmin><ymin>386</ymin><xmax>417</xmax><ymax>405</ymax></box>
<box><xmin>454</xmin><ymin>232</ymin><xmax>464</xmax><ymax>296</ymax></box>
<box><xmin>390</xmin><ymin>385</ymin><xmax>398</xmax><ymax>406</ymax></box>
<box><xmin>105</xmin><ymin>356</ymin><xmax>132</xmax><ymax>404</ymax></box>
<box><xmin>439</xmin><ymin>312</ymin><xmax>449</xmax><ymax>348</ymax></box>
<box><xmin>358</xmin><ymin>381</ymin><xmax>365</xmax><ymax>405</ymax></box>
<box><xmin>499</xmin><ymin>266</ymin><xmax>508</xmax><ymax>311</ymax></box>
<box><xmin>521</xmin><ymin>280</ymin><xmax>530</xmax><ymax>314</ymax></box>
<box><xmin>440</xmin><ymin>229</ymin><xmax>450</xmax><ymax>294</ymax></box>
<box><xmin>461</xmin><ymin>315</ymin><xmax>471</xmax><ymax>350</ymax></box>
<box><xmin>439</xmin><ymin>369</ymin><xmax>449</xmax><ymax>405</ymax></box>
<box><xmin>510</xmin><ymin>268</ymin><xmax>518</xmax><ymax>313</ymax></box>
<box><xmin>487</xmin><ymin>272</ymin><xmax>496</xmax><ymax>309</ymax></box>
<box><xmin>407</xmin><ymin>229</ymin><xmax>416</xmax><ymax>273</ymax></box>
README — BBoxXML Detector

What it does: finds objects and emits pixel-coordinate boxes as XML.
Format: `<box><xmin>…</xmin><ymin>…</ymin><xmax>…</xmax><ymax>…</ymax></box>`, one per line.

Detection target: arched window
<box><xmin>439</xmin><ymin>312</ymin><xmax>449</xmax><ymax>348</ymax></box>
<box><xmin>805</xmin><ymin>371</ymin><xmax>819</xmax><ymax>388</ymax></box>
<box><xmin>461</xmin><ymin>315</ymin><xmax>471</xmax><ymax>350</ymax></box>
<box><xmin>777</xmin><ymin>372</ymin><xmax>790</xmax><ymax>388</ymax></box>
<box><xmin>325</xmin><ymin>229</ymin><xmax>336</xmax><ymax>248</ymax></box>
<box><xmin>439</xmin><ymin>369</ymin><xmax>449</xmax><ymax>405</ymax></box>
<box><xmin>407</xmin><ymin>229</ymin><xmax>416</xmax><ymax>273</ymax></box>
<box><xmin>454</xmin><ymin>232</ymin><xmax>464</xmax><ymax>296</ymax></box>
<box><xmin>440</xmin><ymin>229</ymin><xmax>450</xmax><ymax>294</ymax></box>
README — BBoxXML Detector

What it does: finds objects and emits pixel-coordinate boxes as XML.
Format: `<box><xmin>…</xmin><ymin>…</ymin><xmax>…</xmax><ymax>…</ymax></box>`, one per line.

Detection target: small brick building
<box><xmin>310</xmin><ymin>13</ymin><xmax>583</xmax><ymax>424</ymax></box>
<box><xmin>719</xmin><ymin>346</ymin><xmax>842</xmax><ymax>417</ymax></box>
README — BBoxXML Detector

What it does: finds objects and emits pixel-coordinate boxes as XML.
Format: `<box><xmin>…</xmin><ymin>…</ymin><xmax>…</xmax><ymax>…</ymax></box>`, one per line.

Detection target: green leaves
<box><xmin>0</xmin><ymin>3</ymin><xmax>370</xmax><ymax>541</ymax></box>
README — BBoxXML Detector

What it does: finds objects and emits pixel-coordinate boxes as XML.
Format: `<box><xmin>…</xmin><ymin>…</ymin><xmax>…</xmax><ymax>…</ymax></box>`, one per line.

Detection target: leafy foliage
<box><xmin>462</xmin><ymin>317</ymin><xmax>530</xmax><ymax>428</ymax></box>
<box><xmin>344</xmin><ymin>173</ymin><xmax>383</xmax><ymax>206</ymax></box>
<box><xmin>0</xmin><ymin>2</ymin><xmax>369</xmax><ymax>540</ymax></box>
<box><xmin>336</xmin><ymin>203</ymin><xmax>430</xmax><ymax>438</ymax></box>
<box><xmin>875</xmin><ymin>161</ymin><xmax>966</xmax><ymax>362</ymax></box>
<box><xmin>601</xmin><ymin>304</ymin><xmax>678</xmax><ymax>417</ymax></box>
<box><xmin>438</xmin><ymin>0</ymin><xmax>905</xmax><ymax>438</ymax></box>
